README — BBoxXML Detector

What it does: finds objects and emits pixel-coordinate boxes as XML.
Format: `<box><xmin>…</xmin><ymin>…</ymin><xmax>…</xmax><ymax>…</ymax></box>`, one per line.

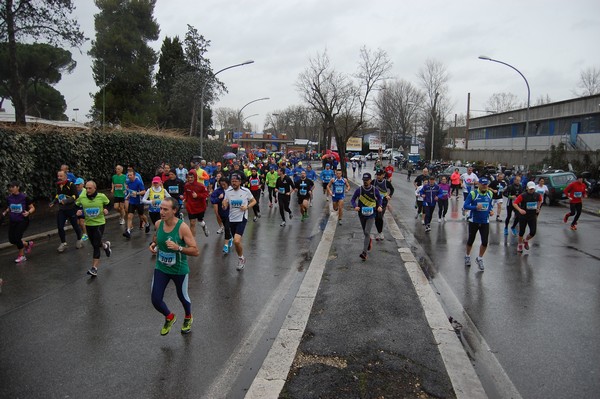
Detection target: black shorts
<box><xmin>127</xmin><ymin>203</ymin><xmax>145</xmax><ymax>215</ymax></box>
<box><xmin>297</xmin><ymin>195</ymin><xmax>310</xmax><ymax>205</ymax></box>
<box><xmin>188</xmin><ymin>211</ymin><xmax>205</xmax><ymax>220</ymax></box>
<box><xmin>113</xmin><ymin>197</ymin><xmax>125</xmax><ymax>203</ymax></box>
<box><xmin>230</xmin><ymin>218</ymin><xmax>247</xmax><ymax>237</ymax></box>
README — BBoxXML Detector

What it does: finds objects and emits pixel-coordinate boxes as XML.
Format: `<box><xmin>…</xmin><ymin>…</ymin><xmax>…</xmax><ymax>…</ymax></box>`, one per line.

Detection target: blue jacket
<box><xmin>320</xmin><ymin>169</ymin><xmax>334</xmax><ymax>183</ymax></box>
<box><xmin>463</xmin><ymin>189</ymin><xmax>494</xmax><ymax>224</ymax></box>
<box><xmin>209</xmin><ymin>186</ymin><xmax>230</xmax><ymax>218</ymax></box>
<box><xmin>419</xmin><ymin>183</ymin><xmax>440</xmax><ymax>206</ymax></box>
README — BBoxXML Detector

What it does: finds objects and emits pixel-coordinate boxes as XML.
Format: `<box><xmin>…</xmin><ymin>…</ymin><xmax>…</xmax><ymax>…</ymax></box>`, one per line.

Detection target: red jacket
<box><xmin>184</xmin><ymin>171</ymin><xmax>208</xmax><ymax>213</ymax></box>
<box><xmin>564</xmin><ymin>181</ymin><xmax>587</xmax><ymax>204</ymax></box>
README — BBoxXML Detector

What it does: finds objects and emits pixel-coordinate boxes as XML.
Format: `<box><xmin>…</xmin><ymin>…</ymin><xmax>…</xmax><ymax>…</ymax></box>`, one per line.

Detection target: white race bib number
<box><xmin>10</xmin><ymin>204</ymin><xmax>23</xmax><ymax>213</ymax></box>
<box><xmin>85</xmin><ymin>207</ymin><xmax>100</xmax><ymax>217</ymax></box>
<box><xmin>231</xmin><ymin>199</ymin><xmax>243</xmax><ymax>208</ymax></box>
<box><xmin>361</xmin><ymin>207</ymin><xmax>374</xmax><ymax>216</ymax></box>
<box><xmin>574</xmin><ymin>192</ymin><xmax>582</xmax><ymax>198</ymax></box>
<box><xmin>158</xmin><ymin>250</ymin><xmax>176</xmax><ymax>266</ymax></box>
<box><xmin>526</xmin><ymin>202</ymin><xmax>537</xmax><ymax>210</ymax></box>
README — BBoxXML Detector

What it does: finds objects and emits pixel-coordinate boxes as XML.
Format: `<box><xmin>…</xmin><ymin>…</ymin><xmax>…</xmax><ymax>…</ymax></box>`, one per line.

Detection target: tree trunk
<box><xmin>189</xmin><ymin>97</ymin><xmax>197</xmax><ymax>135</ymax></box>
<box><xmin>6</xmin><ymin>0</ymin><xmax>26</xmax><ymax>125</ymax></box>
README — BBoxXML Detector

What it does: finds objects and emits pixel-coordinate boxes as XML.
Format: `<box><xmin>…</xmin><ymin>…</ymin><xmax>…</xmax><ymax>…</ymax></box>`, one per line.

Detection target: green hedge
<box><xmin>0</xmin><ymin>128</ymin><xmax>225</xmax><ymax>200</ymax></box>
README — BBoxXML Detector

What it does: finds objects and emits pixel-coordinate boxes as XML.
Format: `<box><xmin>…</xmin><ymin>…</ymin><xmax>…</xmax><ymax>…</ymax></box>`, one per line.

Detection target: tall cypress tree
<box><xmin>89</xmin><ymin>0</ymin><xmax>160</xmax><ymax>126</ymax></box>
<box><xmin>155</xmin><ymin>36</ymin><xmax>188</xmax><ymax>128</ymax></box>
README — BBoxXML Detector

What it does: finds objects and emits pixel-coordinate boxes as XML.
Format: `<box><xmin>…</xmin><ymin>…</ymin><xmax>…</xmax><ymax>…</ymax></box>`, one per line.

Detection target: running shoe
<box><xmin>570</xmin><ymin>225</ymin><xmax>577</xmax><ymax>231</ymax></box>
<box><xmin>216</xmin><ymin>226</ymin><xmax>224</xmax><ymax>234</ymax></box>
<box><xmin>504</xmin><ymin>228</ymin><xmax>508</xmax><ymax>236</ymax></box>
<box><xmin>257</xmin><ymin>212</ymin><xmax>261</xmax><ymax>218</ymax></box>
<box><xmin>368</xmin><ymin>238</ymin><xmax>372</xmax><ymax>251</ymax></box>
<box><xmin>119</xmin><ymin>218</ymin><xmax>125</xmax><ymax>225</ymax></box>
<box><xmin>511</xmin><ymin>227</ymin><xmax>518</xmax><ymax>236</ymax></box>
<box><xmin>123</xmin><ymin>229</ymin><xmax>131</xmax><ymax>239</ymax></box>
<box><xmin>75</xmin><ymin>240</ymin><xmax>84</xmax><ymax>249</ymax></box>
<box><xmin>237</xmin><ymin>256</ymin><xmax>246</xmax><ymax>271</ymax></box>
<box><xmin>161</xmin><ymin>315</ymin><xmax>176</xmax><ymax>336</ymax></box>
<box><xmin>228</xmin><ymin>238</ymin><xmax>233</xmax><ymax>249</ymax></box>
<box><xmin>145</xmin><ymin>222</ymin><xmax>151</xmax><ymax>234</ymax></box>
<box><xmin>464</xmin><ymin>256</ymin><xmax>471</xmax><ymax>267</ymax></box>
<box><xmin>359</xmin><ymin>251</ymin><xmax>367</xmax><ymax>260</ymax></box>
<box><xmin>223</xmin><ymin>243</ymin><xmax>229</xmax><ymax>254</ymax></box>
<box><xmin>338</xmin><ymin>219</ymin><xmax>342</xmax><ymax>225</ymax></box>
<box><xmin>25</xmin><ymin>241</ymin><xmax>34</xmax><ymax>255</ymax></box>
<box><xmin>87</xmin><ymin>267</ymin><xmax>98</xmax><ymax>277</ymax></box>
<box><xmin>104</xmin><ymin>241</ymin><xmax>112</xmax><ymax>257</ymax></box>
<box><xmin>517</xmin><ymin>244</ymin><xmax>523</xmax><ymax>254</ymax></box>
<box><xmin>81</xmin><ymin>234</ymin><xmax>89</xmax><ymax>241</ymax></box>
<box><xmin>15</xmin><ymin>255</ymin><xmax>26</xmax><ymax>263</ymax></box>
<box><xmin>438</xmin><ymin>218</ymin><xmax>442</xmax><ymax>223</ymax></box>
<box><xmin>523</xmin><ymin>240</ymin><xmax>529</xmax><ymax>250</ymax></box>
<box><xmin>496</xmin><ymin>216</ymin><xmax>501</xmax><ymax>221</ymax></box>
<box><xmin>280</xmin><ymin>221</ymin><xmax>286</xmax><ymax>227</ymax></box>
<box><xmin>181</xmin><ymin>317</ymin><xmax>193</xmax><ymax>334</ymax></box>
<box><xmin>202</xmin><ymin>223</ymin><xmax>209</xmax><ymax>237</ymax></box>
<box><xmin>300</xmin><ymin>214</ymin><xmax>305</xmax><ymax>222</ymax></box>
<box><xmin>563</xmin><ymin>214</ymin><xmax>569</xmax><ymax>223</ymax></box>
<box><xmin>269</xmin><ymin>202</ymin><xmax>273</xmax><ymax>208</ymax></box>
<box><xmin>476</xmin><ymin>257</ymin><xmax>484</xmax><ymax>271</ymax></box>
<box><xmin>289</xmin><ymin>212</ymin><xmax>293</xmax><ymax>219</ymax></box>
<box><xmin>425</xmin><ymin>225</ymin><xmax>431</xmax><ymax>232</ymax></box>
<box><xmin>57</xmin><ymin>242</ymin><xmax>68</xmax><ymax>252</ymax></box>
<box><xmin>253</xmin><ymin>216</ymin><xmax>258</xmax><ymax>222</ymax></box>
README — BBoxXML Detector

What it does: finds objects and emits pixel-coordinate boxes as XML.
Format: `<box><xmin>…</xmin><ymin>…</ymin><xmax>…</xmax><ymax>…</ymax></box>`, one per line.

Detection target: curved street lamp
<box><xmin>478</xmin><ymin>55</ymin><xmax>531</xmax><ymax>170</ymax></box>
<box><xmin>237</xmin><ymin>97</ymin><xmax>269</xmax><ymax>132</ymax></box>
<box><xmin>199</xmin><ymin>60</ymin><xmax>254</xmax><ymax>157</ymax></box>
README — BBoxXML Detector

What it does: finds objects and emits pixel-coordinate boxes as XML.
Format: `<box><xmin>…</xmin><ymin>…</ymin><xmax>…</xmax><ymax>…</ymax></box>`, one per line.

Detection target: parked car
<box><xmin>437</xmin><ymin>165</ymin><xmax>468</xmax><ymax>181</ymax></box>
<box><xmin>350</xmin><ymin>154</ymin><xmax>366</xmax><ymax>162</ymax></box>
<box><xmin>365</xmin><ymin>152</ymin><xmax>379</xmax><ymax>160</ymax></box>
<box><xmin>382</xmin><ymin>149</ymin><xmax>402</xmax><ymax>160</ymax></box>
<box><xmin>534</xmin><ymin>172</ymin><xmax>576</xmax><ymax>205</ymax></box>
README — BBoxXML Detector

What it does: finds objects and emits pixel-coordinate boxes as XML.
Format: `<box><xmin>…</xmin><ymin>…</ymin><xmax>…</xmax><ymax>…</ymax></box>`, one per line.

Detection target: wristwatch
<box><xmin>178</xmin><ymin>246</ymin><xmax>183</xmax><ymax>253</ymax></box>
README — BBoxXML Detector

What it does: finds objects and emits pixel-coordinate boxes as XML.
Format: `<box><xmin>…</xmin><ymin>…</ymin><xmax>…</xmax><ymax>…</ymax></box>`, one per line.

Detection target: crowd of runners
<box><xmin>2</xmin><ymin>157</ymin><xmax>592</xmax><ymax>334</ymax></box>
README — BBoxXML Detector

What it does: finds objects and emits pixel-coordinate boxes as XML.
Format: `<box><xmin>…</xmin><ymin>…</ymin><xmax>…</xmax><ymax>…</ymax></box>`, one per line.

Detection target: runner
<box><xmin>513</xmin><ymin>181</ymin><xmax>543</xmax><ymax>254</ymax></box>
<box><xmin>450</xmin><ymin>168</ymin><xmax>461</xmax><ymax>199</ymax></box>
<box><xmin>296</xmin><ymin>170</ymin><xmax>315</xmax><ymax>221</ymax></box>
<box><xmin>351</xmin><ymin>160</ymin><xmax>357</xmax><ymax>176</ymax></box>
<box><xmin>420</xmin><ymin>176</ymin><xmax>440</xmax><ymax>232</ymax></box>
<box><xmin>463</xmin><ymin>177</ymin><xmax>494</xmax><ymax>271</ymax></box>
<box><xmin>175</xmin><ymin>162</ymin><xmax>188</xmax><ymax>182</ymax></box>
<box><xmin>183</xmin><ymin>169</ymin><xmax>209</xmax><ymax>237</ymax></box>
<box><xmin>275</xmin><ymin>168</ymin><xmax>295</xmax><ymax>227</ymax></box>
<box><xmin>149</xmin><ymin>197</ymin><xmax>199</xmax><ymax>335</ymax></box>
<box><xmin>414</xmin><ymin>182</ymin><xmax>424</xmax><ymax>223</ymax></box>
<box><xmin>210</xmin><ymin>177</ymin><xmax>233</xmax><ymax>254</ymax></box>
<box><xmin>350</xmin><ymin>173</ymin><xmax>383</xmax><ymax>261</ymax></box>
<box><xmin>373</xmin><ymin>169</ymin><xmax>394</xmax><ymax>240</ymax></box>
<box><xmin>535</xmin><ymin>177</ymin><xmax>549</xmax><ymax>206</ymax></box>
<box><xmin>563</xmin><ymin>174</ymin><xmax>587</xmax><ymax>230</ymax></box>
<box><xmin>142</xmin><ymin>177</ymin><xmax>171</xmax><ymax>230</ymax></box>
<box><xmin>3</xmin><ymin>181</ymin><xmax>35</xmax><ymax>263</ymax></box>
<box><xmin>413</xmin><ymin>167</ymin><xmax>429</xmax><ymax>188</ymax></box>
<box><xmin>163</xmin><ymin>170</ymin><xmax>185</xmax><ymax>219</ymax></box>
<box><xmin>122</xmin><ymin>170</ymin><xmax>149</xmax><ymax>239</ymax></box>
<box><xmin>319</xmin><ymin>164</ymin><xmax>334</xmax><ymax>201</ymax></box>
<box><xmin>305</xmin><ymin>164</ymin><xmax>318</xmax><ymax>207</ymax></box>
<box><xmin>76</xmin><ymin>181</ymin><xmax>112</xmax><ymax>277</ymax></box>
<box><xmin>503</xmin><ymin>175</ymin><xmax>523</xmax><ymax>236</ymax></box>
<box><xmin>265</xmin><ymin>167</ymin><xmax>278</xmax><ymax>208</ymax></box>
<box><xmin>50</xmin><ymin>170</ymin><xmax>84</xmax><ymax>252</ymax></box>
<box><xmin>222</xmin><ymin>173</ymin><xmax>256</xmax><ymax>270</ymax></box>
<box><xmin>437</xmin><ymin>176</ymin><xmax>450</xmax><ymax>222</ymax></box>
<box><xmin>460</xmin><ymin>166</ymin><xmax>479</xmax><ymax>219</ymax></box>
<box><xmin>327</xmin><ymin>168</ymin><xmax>350</xmax><ymax>225</ymax></box>
<box><xmin>384</xmin><ymin>162</ymin><xmax>394</xmax><ymax>181</ymax></box>
<box><xmin>489</xmin><ymin>172</ymin><xmax>508</xmax><ymax>221</ymax></box>
<box><xmin>74</xmin><ymin>177</ymin><xmax>88</xmax><ymax>241</ymax></box>
<box><xmin>111</xmin><ymin>165</ymin><xmax>127</xmax><ymax>225</ymax></box>
<box><xmin>246</xmin><ymin>167</ymin><xmax>263</xmax><ymax>222</ymax></box>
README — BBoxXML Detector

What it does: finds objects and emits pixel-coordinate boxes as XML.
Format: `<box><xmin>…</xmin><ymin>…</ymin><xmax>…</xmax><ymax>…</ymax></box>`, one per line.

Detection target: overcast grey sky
<box><xmin>50</xmin><ymin>0</ymin><xmax>600</xmax><ymax>130</ymax></box>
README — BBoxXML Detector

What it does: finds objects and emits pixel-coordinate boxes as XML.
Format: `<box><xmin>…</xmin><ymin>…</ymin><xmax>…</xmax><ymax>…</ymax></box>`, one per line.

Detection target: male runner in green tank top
<box><xmin>149</xmin><ymin>197</ymin><xmax>199</xmax><ymax>335</ymax></box>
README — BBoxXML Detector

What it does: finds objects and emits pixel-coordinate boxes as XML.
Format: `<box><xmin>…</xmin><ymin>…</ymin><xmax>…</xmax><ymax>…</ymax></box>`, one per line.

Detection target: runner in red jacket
<box><xmin>563</xmin><ymin>174</ymin><xmax>587</xmax><ymax>230</ymax></box>
<box><xmin>184</xmin><ymin>170</ymin><xmax>209</xmax><ymax>237</ymax></box>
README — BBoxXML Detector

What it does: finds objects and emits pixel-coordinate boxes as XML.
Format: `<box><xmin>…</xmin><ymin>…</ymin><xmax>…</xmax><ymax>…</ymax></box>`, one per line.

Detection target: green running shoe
<box><xmin>181</xmin><ymin>317</ymin><xmax>193</xmax><ymax>334</ymax></box>
<box><xmin>161</xmin><ymin>315</ymin><xmax>176</xmax><ymax>336</ymax></box>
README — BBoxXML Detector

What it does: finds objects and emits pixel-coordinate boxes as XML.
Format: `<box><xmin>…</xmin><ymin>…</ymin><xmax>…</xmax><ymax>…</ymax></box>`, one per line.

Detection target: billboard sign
<box><xmin>369</xmin><ymin>136</ymin><xmax>384</xmax><ymax>150</ymax></box>
<box><xmin>346</xmin><ymin>137</ymin><xmax>363</xmax><ymax>151</ymax></box>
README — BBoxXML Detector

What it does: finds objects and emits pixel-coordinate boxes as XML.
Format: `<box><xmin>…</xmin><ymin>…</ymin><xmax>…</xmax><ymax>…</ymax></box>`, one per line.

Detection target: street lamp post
<box><xmin>479</xmin><ymin>56</ymin><xmax>530</xmax><ymax>170</ymax></box>
<box><xmin>199</xmin><ymin>60</ymin><xmax>254</xmax><ymax>157</ymax></box>
<box><xmin>237</xmin><ymin>97</ymin><xmax>269</xmax><ymax>132</ymax></box>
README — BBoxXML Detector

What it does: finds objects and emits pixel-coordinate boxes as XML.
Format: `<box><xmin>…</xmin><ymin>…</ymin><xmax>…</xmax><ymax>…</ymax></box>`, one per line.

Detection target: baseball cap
<box><xmin>75</xmin><ymin>178</ymin><xmax>84</xmax><ymax>185</ymax></box>
<box><xmin>526</xmin><ymin>181</ymin><xmax>536</xmax><ymax>189</ymax></box>
<box><xmin>479</xmin><ymin>177</ymin><xmax>490</xmax><ymax>185</ymax></box>
<box><xmin>152</xmin><ymin>176</ymin><xmax>162</xmax><ymax>184</ymax></box>
<box><xmin>362</xmin><ymin>172</ymin><xmax>372</xmax><ymax>181</ymax></box>
<box><xmin>230</xmin><ymin>173</ymin><xmax>242</xmax><ymax>181</ymax></box>
<box><xmin>376</xmin><ymin>169</ymin><xmax>385</xmax><ymax>175</ymax></box>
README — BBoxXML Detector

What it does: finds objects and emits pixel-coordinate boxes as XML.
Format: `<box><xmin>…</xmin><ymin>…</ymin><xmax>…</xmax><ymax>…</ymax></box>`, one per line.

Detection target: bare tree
<box><xmin>485</xmin><ymin>92</ymin><xmax>520</xmax><ymax>113</ymax></box>
<box><xmin>535</xmin><ymin>94</ymin><xmax>552</xmax><ymax>106</ymax></box>
<box><xmin>417</xmin><ymin>59</ymin><xmax>451</xmax><ymax>161</ymax></box>
<box><xmin>574</xmin><ymin>66</ymin><xmax>600</xmax><ymax>96</ymax></box>
<box><xmin>297</xmin><ymin>47</ymin><xmax>391</xmax><ymax>175</ymax></box>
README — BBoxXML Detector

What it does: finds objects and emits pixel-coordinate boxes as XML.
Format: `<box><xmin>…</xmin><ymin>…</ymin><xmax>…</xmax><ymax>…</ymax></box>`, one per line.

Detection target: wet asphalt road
<box><xmin>388</xmin><ymin>173</ymin><xmax>600</xmax><ymax>399</ymax></box>
<box><xmin>0</xmin><ymin>192</ymin><xmax>330</xmax><ymax>398</ymax></box>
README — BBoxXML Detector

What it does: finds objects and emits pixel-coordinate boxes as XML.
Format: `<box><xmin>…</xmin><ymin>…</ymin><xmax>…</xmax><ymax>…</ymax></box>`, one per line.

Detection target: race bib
<box><xmin>58</xmin><ymin>194</ymin><xmax>66</xmax><ymax>201</ymax></box>
<box><xmin>441</xmin><ymin>190</ymin><xmax>447</xmax><ymax>196</ymax></box>
<box><xmin>480</xmin><ymin>202</ymin><xmax>489</xmax><ymax>210</ymax></box>
<box><xmin>158</xmin><ymin>250</ymin><xmax>176</xmax><ymax>266</ymax></box>
<box><xmin>10</xmin><ymin>204</ymin><xmax>23</xmax><ymax>213</ymax></box>
<box><xmin>168</xmin><ymin>186</ymin><xmax>179</xmax><ymax>194</ymax></box>
<box><xmin>114</xmin><ymin>184</ymin><xmax>123</xmax><ymax>190</ymax></box>
<box><xmin>84</xmin><ymin>207</ymin><xmax>100</xmax><ymax>217</ymax></box>
<box><xmin>299</xmin><ymin>189</ymin><xmax>307</xmax><ymax>196</ymax></box>
<box><xmin>361</xmin><ymin>206</ymin><xmax>374</xmax><ymax>216</ymax></box>
<box><xmin>278</xmin><ymin>187</ymin><xmax>285</xmax><ymax>194</ymax></box>
<box><xmin>231</xmin><ymin>199</ymin><xmax>243</xmax><ymax>208</ymax></box>
<box><xmin>130</xmin><ymin>191</ymin><xmax>137</xmax><ymax>198</ymax></box>
<box><xmin>250</xmin><ymin>178</ymin><xmax>260</xmax><ymax>187</ymax></box>
<box><xmin>574</xmin><ymin>192</ymin><xmax>582</xmax><ymax>198</ymax></box>
<box><xmin>526</xmin><ymin>202</ymin><xmax>537</xmax><ymax>210</ymax></box>
<box><xmin>335</xmin><ymin>186</ymin><xmax>343</xmax><ymax>194</ymax></box>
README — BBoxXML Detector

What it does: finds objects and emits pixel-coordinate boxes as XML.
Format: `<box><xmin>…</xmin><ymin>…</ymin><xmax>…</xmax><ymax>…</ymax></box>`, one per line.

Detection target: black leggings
<box><xmin>251</xmin><ymin>190</ymin><xmax>260</xmax><ymax>215</ymax></box>
<box><xmin>268</xmin><ymin>186</ymin><xmax>276</xmax><ymax>203</ymax></box>
<box><xmin>467</xmin><ymin>222</ymin><xmax>489</xmax><ymax>247</ymax></box>
<box><xmin>504</xmin><ymin>202</ymin><xmax>519</xmax><ymax>229</ymax></box>
<box><xmin>151</xmin><ymin>269</ymin><xmax>191</xmax><ymax>317</ymax></box>
<box><xmin>568</xmin><ymin>203</ymin><xmax>582</xmax><ymax>225</ymax></box>
<box><xmin>57</xmin><ymin>208</ymin><xmax>82</xmax><ymax>242</ymax></box>
<box><xmin>518</xmin><ymin>216</ymin><xmax>537</xmax><ymax>238</ymax></box>
<box><xmin>278</xmin><ymin>193</ymin><xmax>291</xmax><ymax>221</ymax></box>
<box><xmin>424</xmin><ymin>204</ymin><xmax>436</xmax><ymax>225</ymax></box>
<box><xmin>9</xmin><ymin>220</ymin><xmax>29</xmax><ymax>249</ymax></box>
<box><xmin>438</xmin><ymin>199</ymin><xmax>449</xmax><ymax>218</ymax></box>
<box><xmin>87</xmin><ymin>224</ymin><xmax>106</xmax><ymax>259</ymax></box>
<box><xmin>375</xmin><ymin>204</ymin><xmax>387</xmax><ymax>233</ymax></box>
